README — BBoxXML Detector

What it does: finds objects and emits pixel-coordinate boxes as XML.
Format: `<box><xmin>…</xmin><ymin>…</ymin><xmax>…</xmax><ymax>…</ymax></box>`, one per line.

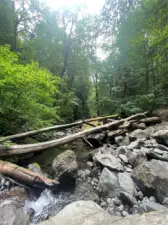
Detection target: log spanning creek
<box><xmin>1</xmin><ymin>113</ymin><xmax>168</xmax><ymax>225</ymax></box>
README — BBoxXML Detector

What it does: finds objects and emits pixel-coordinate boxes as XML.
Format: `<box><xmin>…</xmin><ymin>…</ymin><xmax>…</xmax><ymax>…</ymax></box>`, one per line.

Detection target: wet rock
<box><xmin>133</xmin><ymin>159</ymin><xmax>168</xmax><ymax>202</ymax></box>
<box><xmin>94</xmin><ymin>152</ymin><xmax>124</xmax><ymax>172</ymax></box>
<box><xmin>153</xmin><ymin>130</ymin><xmax>168</xmax><ymax>146</ymax></box>
<box><xmin>0</xmin><ymin>186</ymin><xmax>27</xmax><ymax>207</ymax></box>
<box><xmin>98</xmin><ymin>168</ymin><xmax>119</xmax><ymax>197</ymax></box>
<box><xmin>38</xmin><ymin>200</ymin><xmax>119</xmax><ymax>225</ymax></box>
<box><xmin>0</xmin><ymin>204</ymin><xmax>29</xmax><ymax>225</ymax></box>
<box><xmin>52</xmin><ymin>150</ymin><xmax>78</xmax><ymax>186</ymax></box>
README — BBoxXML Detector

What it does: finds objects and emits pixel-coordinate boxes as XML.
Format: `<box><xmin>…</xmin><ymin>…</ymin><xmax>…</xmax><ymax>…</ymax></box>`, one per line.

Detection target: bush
<box><xmin>0</xmin><ymin>45</ymin><xmax>59</xmax><ymax>134</ymax></box>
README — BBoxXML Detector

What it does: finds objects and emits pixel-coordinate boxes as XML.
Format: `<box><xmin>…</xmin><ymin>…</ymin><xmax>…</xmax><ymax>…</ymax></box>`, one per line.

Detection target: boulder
<box><xmin>112</xmin><ymin>211</ymin><xmax>168</xmax><ymax>225</ymax></box>
<box><xmin>94</xmin><ymin>152</ymin><xmax>124</xmax><ymax>172</ymax></box>
<box><xmin>0</xmin><ymin>204</ymin><xmax>29</xmax><ymax>225</ymax></box>
<box><xmin>118</xmin><ymin>172</ymin><xmax>137</xmax><ymax>205</ymax></box>
<box><xmin>133</xmin><ymin>159</ymin><xmax>168</xmax><ymax>202</ymax></box>
<box><xmin>38</xmin><ymin>200</ymin><xmax>119</xmax><ymax>225</ymax></box>
<box><xmin>119</xmin><ymin>154</ymin><xmax>128</xmax><ymax>164</ymax></box>
<box><xmin>0</xmin><ymin>186</ymin><xmax>27</xmax><ymax>207</ymax></box>
<box><xmin>27</xmin><ymin>163</ymin><xmax>46</xmax><ymax>176</ymax></box>
<box><xmin>139</xmin><ymin>201</ymin><xmax>168</xmax><ymax>213</ymax></box>
<box><xmin>115</xmin><ymin>135</ymin><xmax>130</xmax><ymax>146</ymax></box>
<box><xmin>118</xmin><ymin>173</ymin><xmax>136</xmax><ymax>196</ymax></box>
<box><xmin>127</xmin><ymin>149</ymin><xmax>147</xmax><ymax>168</ymax></box>
<box><xmin>98</xmin><ymin>168</ymin><xmax>119</xmax><ymax>197</ymax></box>
<box><xmin>127</xmin><ymin>139</ymin><xmax>141</xmax><ymax>150</ymax></box>
<box><xmin>130</xmin><ymin>129</ymin><xmax>150</xmax><ymax>139</ymax></box>
<box><xmin>153</xmin><ymin>130</ymin><xmax>168</xmax><ymax>146</ymax></box>
<box><xmin>52</xmin><ymin>150</ymin><xmax>78</xmax><ymax>186</ymax></box>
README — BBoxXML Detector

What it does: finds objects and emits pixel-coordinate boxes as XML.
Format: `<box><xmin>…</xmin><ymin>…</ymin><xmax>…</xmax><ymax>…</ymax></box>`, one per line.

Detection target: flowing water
<box><xmin>24</xmin><ymin>189</ymin><xmax>71</xmax><ymax>224</ymax></box>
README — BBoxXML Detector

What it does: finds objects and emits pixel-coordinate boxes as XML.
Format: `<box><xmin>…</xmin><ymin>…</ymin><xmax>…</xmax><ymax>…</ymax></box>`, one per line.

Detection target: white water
<box><xmin>24</xmin><ymin>189</ymin><xmax>65</xmax><ymax>224</ymax></box>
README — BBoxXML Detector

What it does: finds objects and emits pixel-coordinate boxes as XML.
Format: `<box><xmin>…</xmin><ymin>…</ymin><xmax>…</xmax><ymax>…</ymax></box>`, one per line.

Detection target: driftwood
<box><xmin>0</xmin><ymin>115</ymin><xmax>118</xmax><ymax>143</ymax></box>
<box><xmin>0</xmin><ymin>160</ymin><xmax>59</xmax><ymax>189</ymax></box>
<box><xmin>140</xmin><ymin>117</ymin><xmax>161</xmax><ymax>124</ymax></box>
<box><xmin>0</xmin><ymin>112</ymin><xmax>147</xmax><ymax>157</ymax></box>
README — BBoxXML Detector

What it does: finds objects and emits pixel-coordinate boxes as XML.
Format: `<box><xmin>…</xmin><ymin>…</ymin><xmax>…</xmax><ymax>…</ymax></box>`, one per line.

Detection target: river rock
<box><xmin>118</xmin><ymin>172</ymin><xmax>136</xmax><ymax>195</ymax></box>
<box><xmin>115</xmin><ymin>135</ymin><xmax>130</xmax><ymax>146</ymax></box>
<box><xmin>94</xmin><ymin>152</ymin><xmax>124</xmax><ymax>172</ymax></box>
<box><xmin>130</xmin><ymin>129</ymin><xmax>150</xmax><ymax>139</ymax></box>
<box><xmin>52</xmin><ymin>150</ymin><xmax>78</xmax><ymax>185</ymax></box>
<box><xmin>28</xmin><ymin>163</ymin><xmax>45</xmax><ymax>176</ymax></box>
<box><xmin>127</xmin><ymin>149</ymin><xmax>146</xmax><ymax>168</ymax></box>
<box><xmin>127</xmin><ymin>139</ymin><xmax>141</xmax><ymax>150</ymax></box>
<box><xmin>38</xmin><ymin>200</ymin><xmax>119</xmax><ymax>225</ymax></box>
<box><xmin>153</xmin><ymin>130</ymin><xmax>168</xmax><ymax>146</ymax></box>
<box><xmin>112</xmin><ymin>211</ymin><xmax>168</xmax><ymax>225</ymax></box>
<box><xmin>0</xmin><ymin>186</ymin><xmax>27</xmax><ymax>207</ymax></box>
<box><xmin>133</xmin><ymin>159</ymin><xmax>168</xmax><ymax>202</ymax></box>
<box><xmin>119</xmin><ymin>154</ymin><xmax>128</xmax><ymax>164</ymax></box>
<box><xmin>98</xmin><ymin>168</ymin><xmax>119</xmax><ymax>197</ymax></box>
<box><xmin>139</xmin><ymin>201</ymin><xmax>168</xmax><ymax>213</ymax></box>
<box><xmin>0</xmin><ymin>204</ymin><xmax>29</xmax><ymax>225</ymax></box>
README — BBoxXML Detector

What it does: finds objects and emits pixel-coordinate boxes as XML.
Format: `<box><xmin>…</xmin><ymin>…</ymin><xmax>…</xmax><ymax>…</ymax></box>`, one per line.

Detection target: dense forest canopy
<box><xmin>0</xmin><ymin>0</ymin><xmax>168</xmax><ymax>134</ymax></box>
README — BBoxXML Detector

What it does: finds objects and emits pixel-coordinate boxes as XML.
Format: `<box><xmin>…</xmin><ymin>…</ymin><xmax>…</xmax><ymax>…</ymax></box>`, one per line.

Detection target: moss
<box><xmin>33</xmin><ymin>162</ymin><xmax>41</xmax><ymax>169</ymax></box>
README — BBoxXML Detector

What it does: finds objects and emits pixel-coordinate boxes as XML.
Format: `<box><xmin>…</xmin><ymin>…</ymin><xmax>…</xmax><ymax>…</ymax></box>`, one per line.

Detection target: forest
<box><xmin>0</xmin><ymin>0</ymin><xmax>168</xmax><ymax>135</ymax></box>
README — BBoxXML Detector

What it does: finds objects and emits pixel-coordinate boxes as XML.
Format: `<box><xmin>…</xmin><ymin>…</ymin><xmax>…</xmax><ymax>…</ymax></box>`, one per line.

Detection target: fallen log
<box><xmin>0</xmin><ymin>115</ymin><xmax>118</xmax><ymax>143</ymax></box>
<box><xmin>0</xmin><ymin>160</ymin><xmax>59</xmax><ymax>189</ymax></box>
<box><xmin>0</xmin><ymin>112</ymin><xmax>147</xmax><ymax>157</ymax></box>
<box><xmin>140</xmin><ymin>116</ymin><xmax>161</xmax><ymax>125</ymax></box>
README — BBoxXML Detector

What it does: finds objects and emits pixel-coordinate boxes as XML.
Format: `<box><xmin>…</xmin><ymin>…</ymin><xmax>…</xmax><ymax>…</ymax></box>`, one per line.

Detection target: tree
<box><xmin>0</xmin><ymin>45</ymin><xmax>59</xmax><ymax>134</ymax></box>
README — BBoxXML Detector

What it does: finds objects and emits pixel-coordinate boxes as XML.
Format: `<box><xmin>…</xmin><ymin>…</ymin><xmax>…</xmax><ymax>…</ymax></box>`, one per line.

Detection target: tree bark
<box><xmin>0</xmin><ymin>112</ymin><xmax>147</xmax><ymax>157</ymax></box>
<box><xmin>140</xmin><ymin>117</ymin><xmax>161</xmax><ymax>124</ymax></box>
<box><xmin>0</xmin><ymin>160</ymin><xmax>59</xmax><ymax>189</ymax></box>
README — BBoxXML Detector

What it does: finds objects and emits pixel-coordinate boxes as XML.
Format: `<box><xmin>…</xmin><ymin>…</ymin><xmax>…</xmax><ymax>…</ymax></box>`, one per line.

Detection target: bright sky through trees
<box><xmin>43</xmin><ymin>0</ymin><xmax>105</xmax><ymax>14</ymax></box>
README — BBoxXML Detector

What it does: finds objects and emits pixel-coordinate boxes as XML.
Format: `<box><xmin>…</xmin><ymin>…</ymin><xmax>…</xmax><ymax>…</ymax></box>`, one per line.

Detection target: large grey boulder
<box><xmin>133</xmin><ymin>159</ymin><xmax>168</xmax><ymax>202</ymax></box>
<box><xmin>112</xmin><ymin>211</ymin><xmax>168</xmax><ymax>225</ymax></box>
<box><xmin>52</xmin><ymin>150</ymin><xmax>78</xmax><ymax>185</ymax></box>
<box><xmin>0</xmin><ymin>204</ymin><xmax>29</xmax><ymax>225</ymax></box>
<box><xmin>98</xmin><ymin>168</ymin><xmax>119</xmax><ymax>197</ymax></box>
<box><xmin>38</xmin><ymin>200</ymin><xmax>119</xmax><ymax>225</ymax></box>
<box><xmin>94</xmin><ymin>152</ymin><xmax>124</xmax><ymax>172</ymax></box>
<box><xmin>139</xmin><ymin>201</ymin><xmax>168</xmax><ymax>213</ymax></box>
<box><xmin>153</xmin><ymin>130</ymin><xmax>168</xmax><ymax>146</ymax></box>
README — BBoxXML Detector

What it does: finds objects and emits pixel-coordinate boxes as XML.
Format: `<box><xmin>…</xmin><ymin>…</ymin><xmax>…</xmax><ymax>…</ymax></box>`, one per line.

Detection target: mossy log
<box><xmin>0</xmin><ymin>112</ymin><xmax>147</xmax><ymax>157</ymax></box>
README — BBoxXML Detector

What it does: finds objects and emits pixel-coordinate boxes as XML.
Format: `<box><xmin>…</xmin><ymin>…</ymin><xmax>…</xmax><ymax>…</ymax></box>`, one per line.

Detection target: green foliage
<box><xmin>0</xmin><ymin>45</ymin><xmax>59</xmax><ymax>134</ymax></box>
